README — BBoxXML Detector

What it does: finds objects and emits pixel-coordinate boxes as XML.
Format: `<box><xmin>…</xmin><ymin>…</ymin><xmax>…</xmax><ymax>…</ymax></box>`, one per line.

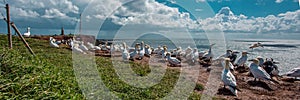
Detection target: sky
<box><xmin>0</xmin><ymin>0</ymin><xmax>299</xmax><ymax>34</ymax></box>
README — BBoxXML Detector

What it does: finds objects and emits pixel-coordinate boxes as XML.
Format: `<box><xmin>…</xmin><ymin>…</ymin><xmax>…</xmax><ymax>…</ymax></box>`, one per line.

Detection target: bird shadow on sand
<box><xmin>247</xmin><ymin>80</ymin><xmax>274</xmax><ymax>91</ymax></box>
<box><xmin>217</xmin><ymin>88</ymin><xmax>236</xmax><ymax>96</ymax></box>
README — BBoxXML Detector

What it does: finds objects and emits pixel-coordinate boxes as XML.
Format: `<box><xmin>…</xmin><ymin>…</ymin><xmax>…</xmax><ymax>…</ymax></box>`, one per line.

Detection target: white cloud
<box><xmin>198</xmin><ymin>7</ymin><xmax>300</xmax><ymax>33</ymax></box>
<box><xmin>275</xmin><ymin>0</ymin><xmax>284</xmax><ymax>3</ymax></box>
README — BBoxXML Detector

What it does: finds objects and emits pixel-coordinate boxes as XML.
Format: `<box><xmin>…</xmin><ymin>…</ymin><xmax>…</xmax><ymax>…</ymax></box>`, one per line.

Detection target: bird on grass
<box><xmin>49</xmin><ymin>37</ymin><xmax>60</xmax><ymax>48</ymax></box>
<box><xmin>166</xmin><ymin>53</ymin><xmax>181</xmax><ymax>67</ymax></box>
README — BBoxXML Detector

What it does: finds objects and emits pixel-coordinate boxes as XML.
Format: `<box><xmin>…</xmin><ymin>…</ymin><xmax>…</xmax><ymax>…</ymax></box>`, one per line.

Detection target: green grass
<box><xmin>0</xmin><ymin>35</ymin><xmax>207</xmax><ymax>99</ymax></box>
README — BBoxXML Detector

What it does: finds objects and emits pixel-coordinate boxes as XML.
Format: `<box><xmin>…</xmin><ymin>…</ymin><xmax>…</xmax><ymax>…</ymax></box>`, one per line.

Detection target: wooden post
<box><xmin>5</xmin><ymin>4</ymin><xmax>12</xmax><ymax>49</ymax></box>
<box><xmin>10</xmin><ymin>22</ymin><xmax>35</xmax><ymax>56</ymax></box>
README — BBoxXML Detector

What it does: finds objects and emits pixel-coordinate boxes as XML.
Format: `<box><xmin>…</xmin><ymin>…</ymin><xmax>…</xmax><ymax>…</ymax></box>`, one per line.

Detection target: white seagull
<box><xmin>166</xmin><ymin>53</ymin><xmax>181</xmax><ymax>67</ymax></box>
<box><xmin>285</xmin><ymin>67</ymin><xmax>300</xmax><ymax>79</ymax></box>
<box><xmin>145</xmin><ymin>44</ymin><xmax>152</xmax><ymax>57</ymax></box>
<box><xmin>248</xmin><ymin>59</ymin><xmax>279</xmax><ymax>84</ymax></box>
<box><xmin>222</xmin><ymin>58</ymin><xmax>238</xmax><ymax>96</ymax></box>
<box><xmin>72</xmin><ymin>44</ymin><xmax>86</xmax><ymax>54</ymax></box>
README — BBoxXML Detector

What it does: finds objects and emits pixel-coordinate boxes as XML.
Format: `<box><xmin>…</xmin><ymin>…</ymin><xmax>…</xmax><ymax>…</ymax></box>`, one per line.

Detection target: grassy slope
<box><xmin>0</xmin><ymin>35</ymin><xmax>211</xmax><ymax>99</ymax></box>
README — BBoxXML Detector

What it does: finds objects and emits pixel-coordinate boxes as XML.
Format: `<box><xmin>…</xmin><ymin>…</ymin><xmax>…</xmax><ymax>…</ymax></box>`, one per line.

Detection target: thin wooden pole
<box><xmin>10</xmin><ymin>22</ymin><xmax>35</xmax><ymax>56</ymax></box>
<box><xmin>5</xmin><ymin>4</ymin><xmax>12</xmax><ymax>49</ymax></box>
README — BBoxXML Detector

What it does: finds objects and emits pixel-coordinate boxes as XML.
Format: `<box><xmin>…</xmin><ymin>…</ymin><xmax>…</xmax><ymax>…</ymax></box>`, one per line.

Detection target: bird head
<box><xmin>224</xmin><ymin>58</ymin><xmax>230</xmax><ymax>69</ymax></box>
<box><xmin>249</xmin><ymin>58</ymin><xmax>259</xmax><ymax>65</ymax></box>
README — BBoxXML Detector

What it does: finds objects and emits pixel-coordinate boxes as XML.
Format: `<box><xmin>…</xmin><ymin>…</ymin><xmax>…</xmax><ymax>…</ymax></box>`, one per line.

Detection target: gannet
<box><xmin>256</xmin><ymin>56</ymin><xmax>264</xmax><ymax>67</ymax></box>
<box><xmin>248</xmin><ymin>59</ymin><xmax>279</xmax><ymax>84</ymax></box>
<box><xmin>129</xmin><ymin>43</ymin><xmax>139</xmax><ymax>60</ymax></box>
<box><xmin>184</xmin><ymin>46</ymin><xmax>193</xmax><ymax>58</ymax></box>
<box><xmin>263</xmin><ymin>58</ymin><xmax>279</xmax><ymax>77</ymax></box>
<box><xmin>218</xmin><ymin>50</ymin><xmax>232</xmax><ymax>59</ymax></box>
<box><xmin>153</xmin><ymin>46</ymin><xmax>162</xmax><ymax>54</ymax></box>
<box><xmin>72</xmin><ymin>44</ymin><xmax>86</xmax><ymax>54</ymax></box>
<box><xmin>285</xmin><ymin>67</ymin><xmax>300</xmax><ymax>79</ymax></box>
<box><xmin>79</xmin><ymin>41</ymin><xmax>89</xmax><ymax>52</ymax></box>
<box><xmin>161</xmin><ymin>46</ymin><xmax>168</xmax><ymax>61</ymax></box>
<box><xmin>191</xmin><ymin>48</ymin><xmax>199</xmax><ymax>64</ymax></box>
<box><xmin>229</xmin><ymin>51</ymin><xmax>239</xmax><ymax>64</ymax></box>
<box><xmin>49</xmin><ymin>37</ymin><xmax>59</xmax><ymax>48</ymax></box>
<box><xmin>86</xmin><ymin>42</ymin><xmax>95</xmax><ymax>50</ymax></box>
<box><xmin>166</xmin><ymin>53</ymin><xmax>181</xmax><ymax>67</ymax></box>
<box><xmin>249</xmin><ymin>42</ymin><xmax>263</xmax><ymax>49</ymax></box>
<box><xmin>23</xmin><ymin>27</ymin><xmax>31</xmax><ymax>37</ymax></box>
<box><xmin>145</xmin><ymin>44</ymin><xmax>152</xmax><ymax>57</ymax></box>
<box><xmin>235</xmin><ymin>51</ymin><xmax>249</xmax><ymax>67</ymax></box>
<box><xmin>137</xmin><ymin>41</ymin><xmax>145</xmax><ymax>60</ymax></box>
<box><xmin>122</xmin><ymin>42</ymin><xmax>130</xmax><ymax>61</ymax></box>
<box><xmin>222</xmin><ymin>58</ymin><xmax>238</xmax><ymax>96</ymax></box>
<box><xmin>202</xmin><ymin>43</ymin><xmax>215</xmax><ymax>60</ymax></box>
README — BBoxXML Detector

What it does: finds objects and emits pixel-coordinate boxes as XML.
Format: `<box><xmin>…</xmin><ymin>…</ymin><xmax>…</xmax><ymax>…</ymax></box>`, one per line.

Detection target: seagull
<box><xmin>184</xmin><ymin>46</ymin><xmax>193</xmax><ymax>58</ymax></box>
<box><xmin>285</xmin><ymin>67</ymin><xmax>300</xmax><ymax>79</ymax></box>
<box><xmin>249</xmin><ymin>42</ymin><xmax>264</xmax><ymax>49</ymax></box>
<box><xmin>122</xmin><ymin>42</ymin><xmax>130</xmax><ymax>61</ymax></box>
<box><xmin>49</xmin><ymin>37</ymin><xmax>59</xmax><ymax>48</ymax></box>
<box><xmin>235</xmin><ymin>51</ymin><xmax>250</xmax><ymax>68</ymax></box>
<box><xmin>79</xmin><ymin>41</ymin><xmax>89</xmax><ymax>52</ymax></box>
<box><xmin>222</xmin><ymin>58</ymin><xmax>238</xmax><ymax>96</ymax></box>
<box><xmin>222</xmin><ymin>58</ymin><xmax>235</xmax><ymax>70</ymax></box>
<box><xmin>166</xmin><ymin>53</ymin><xmax>181</xmax><ymax>67</ymax></box>
<box><xmin>153</xmin><ymin>46</ymin><xmax>162</xmax><ymax>54</ymax></box>
<box><xmin>248</xmin><ymin>58</ymin><xmax>279</xmax><ymax>84</ymax></box>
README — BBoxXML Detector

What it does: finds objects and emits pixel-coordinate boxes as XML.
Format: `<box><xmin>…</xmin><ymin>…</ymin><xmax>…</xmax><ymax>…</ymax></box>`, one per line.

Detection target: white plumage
<box><xmin>221</xmin><ymin>58</ymin><xmax>238</xmax><ymax>96</ymax></box>
<box><xmin>286</xmin><ymin>67</ymin><xmax>300</xmax><ymax>79</ymax></box>
<box><xmin>249</xmin><ymin>59</ymin><xmax>278</xmax><ymax>84</ymax></box>
<box><xmin>235</xmin><ymin>52</ymin><xmax>249</xmax><ymax>67</ymax></box>
<box><xmin>166</xmin><ymin>53</ymin><xmax>181</xmax><ymax>67</ymax></box>
<box><xmin>49</xmin><ymin>37</ymin><xmax>59</xmax><ymax>48</ymax></box>
<box><xmin>202</xmin><ymin>44</ymin><xmax>215</xmax><ymax>60</ymax></box>
<box><xmin>122</xmin><ymin>42</ymin><xmax>130</xmax><ymax>61</ymax></box>
<box><xmin>79</xmin><ymin>41</ymin><xmax>89</xmax><ymax>52</ymax></box>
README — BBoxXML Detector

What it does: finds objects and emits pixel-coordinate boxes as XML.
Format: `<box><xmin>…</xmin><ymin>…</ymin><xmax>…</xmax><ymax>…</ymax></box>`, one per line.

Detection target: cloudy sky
<box><xmin>0</xmin><ymin>0</ymin><xmax>299</xmax><ymax>34</ymax></box>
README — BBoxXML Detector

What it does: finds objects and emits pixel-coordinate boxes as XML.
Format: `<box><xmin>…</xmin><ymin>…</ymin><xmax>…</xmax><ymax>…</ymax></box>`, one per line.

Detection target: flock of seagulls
<box><xmin>48</xmin><ymin>37</ymin><xmax>300</xmax><ymax>96</ymax></box>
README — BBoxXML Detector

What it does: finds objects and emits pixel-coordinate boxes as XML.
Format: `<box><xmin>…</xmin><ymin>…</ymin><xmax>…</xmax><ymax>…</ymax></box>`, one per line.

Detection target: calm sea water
<box><xmin>1</xmin><ymin>28</ymin><xmax>299</xmax><ymax>74</ymax></box>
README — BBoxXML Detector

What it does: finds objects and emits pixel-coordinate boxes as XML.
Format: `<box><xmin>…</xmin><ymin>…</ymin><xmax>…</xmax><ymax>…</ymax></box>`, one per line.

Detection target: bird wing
<box><xmin>251</xmin><ymin>65</ymin><xmax>271</xmax><ymax>80</ymax></box>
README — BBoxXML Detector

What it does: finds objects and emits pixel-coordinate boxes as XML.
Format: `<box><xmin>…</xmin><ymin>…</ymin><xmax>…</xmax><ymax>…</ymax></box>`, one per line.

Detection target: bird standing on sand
<box><xmin>222</xmin><ymin>58</ymin><xmax>238</xmax><ymax>96</ymax></box>
<box><xmin>235</xmin><ymin>51</ymin><xmax>250</xmax><ymax>68</ymax></box>
<box><xmin>122</xmin><ymin>42</ymin><xmax>130</xmax><ymax>61</ymax></box>
<box><xmin>248</xmin><ymin>59</ymin><xmax>279</xmax><ymax>84</ymax></box>
<box><xmin>145</xmin><ymin>44</ymin><xmax>152</xmax><ymax>57</ymax></box>
<box><xmin>49</xmin><ymin>37</ymin><xmax>60</xmax><ymax>48</ymax></box>
<box><xmin>218</xmin><ymin>50</ymin><xmax>232</xmax><ymax>59</ymax></box>
<box><xmin>229</xmin><ymin>51</ymin><xmax>239</xmax><ymax>64</ymax></box>
<box><xmin>138</xmin><ymin>41</ymin><xmax>145</xmax><ymax>60</ymax></box>
<box><xmin>166</xmin><ymin>53</ymin><xmax>181</xmax><ymax>67</ymax></box>
<box><xmin>202</xmin><ymin>43</ymin><xmax>215</xmax><ymax>60</ymax></box>
<box><xmin>285</xmin><ymin>67</ymin><xmax>300</xmax><ymax>79</ymax></box>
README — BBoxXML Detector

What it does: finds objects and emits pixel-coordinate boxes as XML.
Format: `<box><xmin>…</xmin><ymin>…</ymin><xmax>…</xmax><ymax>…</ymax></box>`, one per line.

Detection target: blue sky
<box><xmin>0</xmin><ymin>0</ymin><xmax>299</xmax><ymax>34</ymax></box>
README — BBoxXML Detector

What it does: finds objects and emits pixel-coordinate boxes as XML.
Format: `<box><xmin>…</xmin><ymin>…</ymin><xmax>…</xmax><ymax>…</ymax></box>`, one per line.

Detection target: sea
<box><xmin>0</xmin><ymin>28</ymin><xmax>299</xmax><ymax>74</ymax></box>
